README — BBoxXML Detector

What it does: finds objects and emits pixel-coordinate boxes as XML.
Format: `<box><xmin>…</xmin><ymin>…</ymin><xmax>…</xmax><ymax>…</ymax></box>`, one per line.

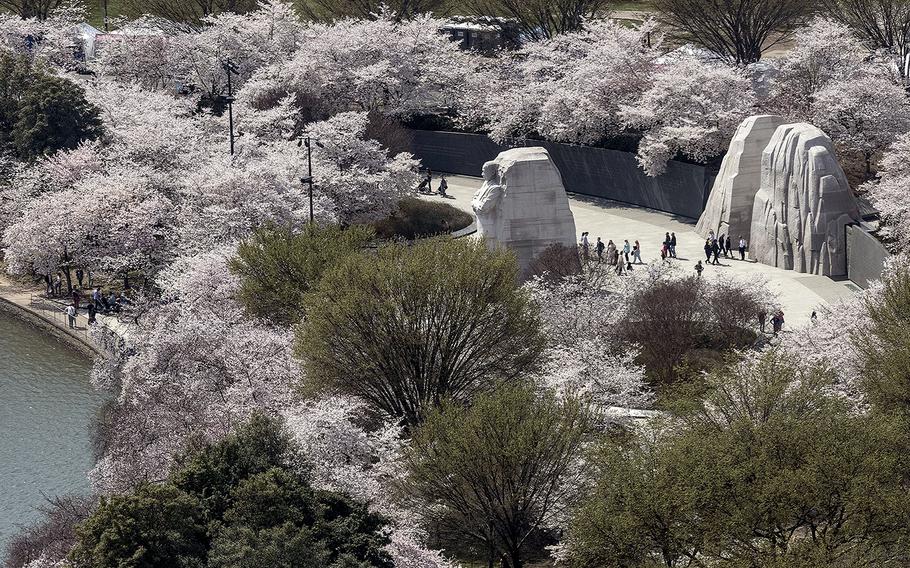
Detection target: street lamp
<box><xmin>222</xmin><ymin>59</ymin><xmax>239</xmax><ymax>155</ymax></box>
<box><xmin>298</xmin><ymin>136</ymin><xmax>325</xmax><ymax>225</ymax></box>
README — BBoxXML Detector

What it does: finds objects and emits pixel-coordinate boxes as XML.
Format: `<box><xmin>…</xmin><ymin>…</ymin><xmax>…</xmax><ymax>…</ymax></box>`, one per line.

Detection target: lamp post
<box><xmin>299</xmin><ymin>136</ymin><xmax>324</xmax><ymax>225</ymax></box>
<box><xmin>222</xmin><ymin>59</ymin><xmax>239</xmax><ymax>155</ymax></box>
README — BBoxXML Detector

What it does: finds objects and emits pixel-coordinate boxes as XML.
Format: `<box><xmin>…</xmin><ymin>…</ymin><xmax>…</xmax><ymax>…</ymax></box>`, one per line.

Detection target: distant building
<box><xmin>442</xmin><ymin>17</ymin><xmax>517</xmax><ymax>52</ymax></box>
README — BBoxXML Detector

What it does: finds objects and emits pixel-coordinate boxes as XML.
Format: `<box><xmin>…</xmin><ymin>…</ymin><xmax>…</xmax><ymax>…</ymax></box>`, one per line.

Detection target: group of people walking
<box><xmin>703</xmin><ymin>230</ymin><xmax>748</xmax><ymax>265</ymax></box>
<box><xmin>580</xmin><ymin>231</ymin><xmax>682</xmax><ymax>275</ymax></box>
<box><xmin>581</xmin><ymin>232</ymin><xmax>645</xmax><ymax>274</ymax></box>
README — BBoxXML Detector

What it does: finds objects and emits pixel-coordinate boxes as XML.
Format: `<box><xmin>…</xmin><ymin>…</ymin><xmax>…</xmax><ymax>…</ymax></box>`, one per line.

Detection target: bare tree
<box><xmin>462</xmin><ymin>0</ymin><xmax>611</xmax><ymax>41</ymax></box>
<box><xmin>296</xmin><ymin>0</ymin><xmax>450</xmax><ymax>20</ymax></box>
<box><xmin>0</xmin><ymin>0</ymin><xmax>64</xmax><ymax>19</ymax></box>
<box><xmin>824</xmin><ymin>0</ymin><xmax>910</xmax><ymax>65</ymax></box>
<box><xmin>123</xmin><ymin>0</ymin><xmax>258</xmax><ymax>26</ymax></box>
<box><xmin>652</xmin><ymin>0</ymin><xmax>813</xmax><ymax>63</ymax></box>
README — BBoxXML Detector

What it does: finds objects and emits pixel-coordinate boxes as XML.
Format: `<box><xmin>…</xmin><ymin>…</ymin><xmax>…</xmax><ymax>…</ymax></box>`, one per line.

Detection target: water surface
<box><xmin>0</xmin><ymin>312</ymin><xmax>103</xmax><ymax>549</ymax></box>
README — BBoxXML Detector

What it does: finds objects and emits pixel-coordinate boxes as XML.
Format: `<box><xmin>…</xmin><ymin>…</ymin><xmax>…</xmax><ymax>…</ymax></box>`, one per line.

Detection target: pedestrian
<box><xmin>664</xmin><ymin>232</ymin><xmax>671</xmax><ymax>254</ymax></box>
<box><xmin>76</xmin><ymin>268</ymin><xmax>84</xmax><ymax>287</ymax></box>
<box><xmin>44</xmin><ymin>274</ymin><xmax>53</xmax><ymax>296</ymax></box>
<box><xmin>87</xmin><ymin>301</ymin><xmax>97</xmax><ymax>325</ymax></box>
<box><xmin>607</xmin><ymin>240</ymin><xmax>617</xmax><ymax>265</ymax></box>
<box><xmin>810</xmin><ymin>310</ymin><xmax>818</xmax><ymax>324</ymax></box>
<box><xmin>718</xmin><ymin>234</ymin><xmax>727</xmax><ymax>257</ymax></box>
<box><xmin>725</xmin><ymin>235</ymin><xmax>732</xmax><ymax>258</ymax></box>
<box><xmin>596</xmin><ymin>237</ymin><xmax>605</xmax><ymax>262</ymax></box>
<box><xmin>65</xmin><ymin>304</ymin><xmax>76</xmax><ymax>328</ymax></box>
<box><xmin>738</xmin><ymin>236</ymin><xmax>747</xmax><ymax>261</ymax></box>
<box><xmin>704</xmin><ymin>239</ymin><xmax>712</xmax><ymax>261</ymax></box>
<box><xmin>87</xmin><ymin>270</ymin><xmax>94</xmax><ymax>288</ymax></box>
<box><xmin>661</xmin><ymin>245</ymin><xmax>667</xmax><ymax>261</ymax></box>
<box><xmin>632</xmin><ymin>240</ymin><xmax>642</xmax><ymax>264</ymax></box>
<box><xmin>758</xmin><ymin>310</ymin><xmax>767</xmax><ymax>333</ymax></box>
<box><xmin>772</xmin><ymin>310</ymin><xmax>785</xmax><ymax>334</ymax></box>
<box><xmin>708</xmin><ymin>229</ymin><xmax>716</xmax><ymax>245</ymax></box>
<box><xmin>426</xmin><ymin>169</ymin><xmax>433</xmax><ymax>193</ymax></box>
<box><xmin>623</xmin><ymin>239</ymin><xmax>631</xmax><ymax>265</ymax></box>
<box><xmin>615</xmin><ymin>255</ymin><xmax>625</xmax><ymax>275</ymax></box>
<box><xmin>711</xmin><ymin>240</ymin><xmax>721</xmax><ymax>265</ymax></box>
<box><xmin>438</xmin><ymin>175</ymin><xmax>448</xmax><ymax>197</ymax></box>
<box><xmin>580</xmin><ymin>232</ymin><xmax>590</xmax><ymax>262</ymax></box>
<box><xmin>695</xmin><ymin>260</ymin><xmax>704</xmax><ymax>277</ymax></box>
<box><xmin>72</xmin><ymin>287</ymin><xmax>81</xmax><ymax>311</ymax></box>
<box><xmin>670</xmin><ymin>232</ymin><xmax>677</xmax><ymax>258</ymax></box>
<box><xmin>92</xmin><ymin>287</ymin><xmax>102</xmax><ymax>309</ymax></box>
<box><xmin>54</xmin><ymin>273</ymin><xmax>62</xmax><ymax>296</ymax></box>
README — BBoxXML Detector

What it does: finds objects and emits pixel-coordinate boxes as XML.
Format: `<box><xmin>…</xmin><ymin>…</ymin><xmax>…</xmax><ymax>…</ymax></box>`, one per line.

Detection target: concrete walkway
<box><xmin>0</xmin><ymin>274</ymin><xmax>127</xmax><ymax>355</ymax></box>
<box><xmin>428</xmin><ymin>175</ymin><xmax>859</xmax><ymax>325</ymax></box>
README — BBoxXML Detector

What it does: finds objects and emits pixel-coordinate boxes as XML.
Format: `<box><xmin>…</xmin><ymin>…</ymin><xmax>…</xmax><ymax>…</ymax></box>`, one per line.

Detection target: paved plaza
<box><xmin>429</xmin><ymin>175</ymin><xmax>860</xmax><ymax>327</ymax></box>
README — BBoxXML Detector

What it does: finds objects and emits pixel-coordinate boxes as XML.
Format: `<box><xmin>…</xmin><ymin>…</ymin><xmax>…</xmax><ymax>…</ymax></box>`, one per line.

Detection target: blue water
<box><xmin>0</xmin><ymin>312</ymin><xmax>103</xmax><ymax>550</ymax></box>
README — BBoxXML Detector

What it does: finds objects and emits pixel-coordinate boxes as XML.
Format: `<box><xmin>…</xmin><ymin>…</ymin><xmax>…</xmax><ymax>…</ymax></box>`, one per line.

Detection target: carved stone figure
<box><xmin>471</xmin><ymin>160</ymin><xmax>505</xmax><ymax>241</ymax></box>
<box><xmin>750</xmin><ymin>123</ymin><xmax>861</xmax><ymax>277</ymax></box>
<box><xmin>471</xmin><ymin>147</ymin><xmax>577</xmax><ymax>273</ymax></box>
<box><xmin>696</xmin><ymin>115</ymin><xmax>784</xmax><ymax>240</ymax></box>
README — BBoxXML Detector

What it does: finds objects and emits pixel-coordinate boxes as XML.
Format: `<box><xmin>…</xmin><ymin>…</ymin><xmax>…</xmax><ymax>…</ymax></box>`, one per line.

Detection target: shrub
<box><xmin>527</xmin><ymin>243</ymin><xmax>582</xmax><ymax>281</ymax></box>
<box><xmin>0</xmin><ymin>52</ymin><xmax>102</xmax><ymax>161</ymax></box>
<box><xmin>372</xmin><ymin>197</ymin><xmax>473</xmax><ymax>240</ymax></box>
<box><xmin>619</xmin><ymin>275</ymin><xmax>775</xmax><ymax>385</ymax></box>
<box><xmin>69</xmin><ymin>414</ymin><xmax>393</xmax><ymax>568</ymax></box>
<box><xmin>403</xmin><ymin>384</ymin><xmax>592</xmax><ymax>568</ymax></box>
<box><xmin>856</xmin><ymin>262</ymin><xmax>910</xmax><ymax>413</ymax></box>
<box><xmin>228</xmin><ymin>224</ymin><xmax>374</xmax><ymax>325</ymax></box>
<box><xmin>568</xmin><ymin>351</ymin><xmax>910</xmax><ymax>568</ymax></box>
<box><xmin>296</xmin><ymin>237</ymin><xmax>546</xmax><ymax>426</ymax></box>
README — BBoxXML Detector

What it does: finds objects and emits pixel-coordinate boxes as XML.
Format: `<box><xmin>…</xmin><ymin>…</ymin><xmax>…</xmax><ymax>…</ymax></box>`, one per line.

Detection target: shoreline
<box><xmin>0</xmin><ymin>296</ymin><xmax>99</xmax><ymax>358</ymax></box>
<box><xmin>0</xmin><ymin>275</ymin><xmax>105</xmax><ymax>357</ymax></box>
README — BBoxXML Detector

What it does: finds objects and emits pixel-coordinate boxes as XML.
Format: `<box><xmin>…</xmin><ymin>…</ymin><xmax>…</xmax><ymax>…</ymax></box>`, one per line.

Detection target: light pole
<box><xmin>222</xmin><ymin>59</ymin><xmax>239</xmax><ymax>155</ymax></box>
<box><xmin>299</xmin><ymin>136</ymin><xmax>324</xmax><ymax>225</ymax></box>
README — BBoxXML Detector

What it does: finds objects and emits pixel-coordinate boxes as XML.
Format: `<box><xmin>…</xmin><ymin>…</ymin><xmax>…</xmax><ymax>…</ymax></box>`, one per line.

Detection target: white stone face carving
<box><xmin>471</xmin><ymin>147</ymin><xmax>577</xmax><ymax>273</ymax></box>
<box><xmin>750</xmin><ymin>123</ymin><xmax>861</xmax><ymax>277</ymax></box>
<box><xmin>696</xmin><ymin>115</ymin><xmax>785</xmax><ymax>241</ymax></box>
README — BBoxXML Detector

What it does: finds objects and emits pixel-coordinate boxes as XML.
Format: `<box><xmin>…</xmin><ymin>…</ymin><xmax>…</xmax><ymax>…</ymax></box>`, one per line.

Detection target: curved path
<box><xmin>428</xmin><ymin>175</ymin><xmax>860</xmax><ymax>326</ymax></box>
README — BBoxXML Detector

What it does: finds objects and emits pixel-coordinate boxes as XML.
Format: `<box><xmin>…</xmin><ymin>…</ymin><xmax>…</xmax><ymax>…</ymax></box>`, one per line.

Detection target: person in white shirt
<box><xmin>65</xmin><ymin>304</ymin><xmax>76</xmax><ymax>328</ymax></box>
<box><xmin>738</xmin><ymin>236</ymin><xmax>747</xmax><ymax>261</ymax></box>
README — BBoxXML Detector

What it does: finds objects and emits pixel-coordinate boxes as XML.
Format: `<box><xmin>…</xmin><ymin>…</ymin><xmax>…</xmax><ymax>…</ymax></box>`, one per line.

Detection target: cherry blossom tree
<box><xmin>244</xmin><ymin>11</ymin><xmax>468</xmax><ymax>121</ymax></box>
<box><xmin>811</xmin><ymin>74</ymin><xmax>910</xmax><ymax>178</ymax></box>
<box><xmin>866</xmin><ymin>134</ymin><xmax>910</xmax><ymax>252</ymax></box>
<box><xmin>621</xmin><ymin>57</ymin><xmax>756</xmax><ymax>176</ymax></box>
<box><xmin>460</xmin><ymin>20</ymin><xmax>660</xmax><ymax>144</ymax></box>
<box><xmin>766</xmin><ymin>17</ymin><xmax>876</xmax><ymax>119</ymax></box>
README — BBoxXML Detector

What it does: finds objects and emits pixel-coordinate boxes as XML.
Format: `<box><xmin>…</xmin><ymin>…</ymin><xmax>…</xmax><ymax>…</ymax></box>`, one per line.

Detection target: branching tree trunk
<box><xmin>823</xmin><ymin>0</ymin><xmax>910</xmax><ymax>75</ymax></box>
<box><xmin>652</xmin><ymin>0</ymin><xmax>813</xmax><ymax>63</ymax></box>
<box><xmin>462</xmin><ymin>0</ymin><xmax>611</xmax><ymax>41</ymax></box>
<box><xmin>123</xmin><ymin>0</ymin><xmax>258</xmax><ymax>27</ymax></box>
<box><xmin>0</xmin><ymin>0</ymin><xmax>64</xmax><ymax>20</ymax></box>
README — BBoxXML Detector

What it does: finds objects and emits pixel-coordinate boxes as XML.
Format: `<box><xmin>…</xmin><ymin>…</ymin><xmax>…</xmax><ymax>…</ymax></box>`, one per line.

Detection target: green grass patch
<box><xmin>373</xmin><ymin>197</ymin><xmax>473</xmax><ymax>240</ymax></box>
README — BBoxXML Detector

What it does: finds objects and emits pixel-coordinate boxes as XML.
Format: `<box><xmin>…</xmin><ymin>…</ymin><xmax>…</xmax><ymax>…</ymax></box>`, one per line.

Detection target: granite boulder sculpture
<box><xmin>696</xmin><ymin>115</ymin><xmax>785</xmax><ymax>240</ymax></box>
<box><xmin>750</xmin><ymin>123</ymin><xmax>861</xmax><ymax>277</ymax></box>
<box><xmin>471</xmin><ymin>147</ymin><xmax>576</xmax><ymax>273</ymax></box>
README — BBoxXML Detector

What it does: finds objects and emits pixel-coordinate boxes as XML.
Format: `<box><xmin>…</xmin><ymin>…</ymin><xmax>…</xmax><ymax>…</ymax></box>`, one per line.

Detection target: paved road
<box><xmin>427</xmin><ymin>175</ymin><xmax>859</xmax><ymax>327</ymax></box>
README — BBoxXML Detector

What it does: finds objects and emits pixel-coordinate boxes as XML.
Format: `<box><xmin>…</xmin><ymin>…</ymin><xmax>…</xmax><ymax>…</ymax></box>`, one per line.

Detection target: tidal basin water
<box><xmin>0</xmin><ymin>312</ymin><xmax>103</xmax><ymax>549</ymax></box>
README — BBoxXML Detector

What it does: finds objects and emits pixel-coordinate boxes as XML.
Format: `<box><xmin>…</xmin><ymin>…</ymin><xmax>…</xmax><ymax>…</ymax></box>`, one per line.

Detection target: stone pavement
<box><xmin>428</xmin><ymin>175</ymin><xmax>860</xmax><ymax>328</ymax></box>
<box><xmin>0</xmin><ymin>274</ymin><xmax>128</xmax><ymax>355</ymax></box>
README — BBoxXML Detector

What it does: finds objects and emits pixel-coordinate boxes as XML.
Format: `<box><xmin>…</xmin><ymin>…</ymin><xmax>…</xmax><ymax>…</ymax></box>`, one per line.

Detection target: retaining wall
<box><xmin>408</xmin><ymin>130</ymin><xmax>715</xmax><ymax>219</ymax></box>
<box><xmin>847</xmin><ymin>224</ymin><xmax>891</xmax><ymax>289</ymax></box>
